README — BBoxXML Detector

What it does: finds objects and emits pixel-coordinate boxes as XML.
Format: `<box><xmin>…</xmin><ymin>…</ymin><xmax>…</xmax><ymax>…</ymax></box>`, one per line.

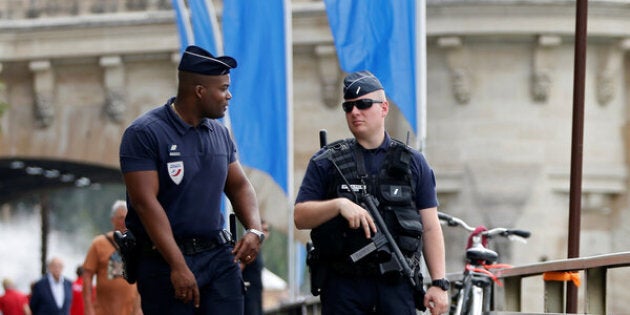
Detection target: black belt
<box><xmin>176</xmin><ymin>230</ymin><xmax>232</xmax><ymax>255</ymax></box>
<box><xmin>139</xmin><ymin>230</ymin><xmax>232</xmax><ymax>256</ymax></box>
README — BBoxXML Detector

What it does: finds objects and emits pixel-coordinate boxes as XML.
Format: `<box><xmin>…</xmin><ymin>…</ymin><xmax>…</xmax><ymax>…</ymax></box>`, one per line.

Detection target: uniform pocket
<box><xmin>392</xmin><ymin>209</ymin><xmax>423</xmax><ymax>253</ymax></box>
<box><xmin>379</xmin><ymin>184</ymin><xmax>413</xmax><ymax>205</ymax></box>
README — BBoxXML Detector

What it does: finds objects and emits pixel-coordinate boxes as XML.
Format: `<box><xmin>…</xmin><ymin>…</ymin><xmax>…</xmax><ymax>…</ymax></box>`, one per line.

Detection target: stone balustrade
<box><xmin>0</xmin><ymin>0</ymin><xmax>172</xmax><ymax>19</ymax></box>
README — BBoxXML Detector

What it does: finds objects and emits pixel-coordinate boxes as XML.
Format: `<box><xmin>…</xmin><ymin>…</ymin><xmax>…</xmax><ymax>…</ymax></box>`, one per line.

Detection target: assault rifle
<box><xmin>350</xmin><ymin>194</ymin><xmax>416</xmax><ymax>287</ymax></box>
<box><xmin>318</xmin><ymin>129</ymin><xmax>417</xmax><ymax>288</ymax></box>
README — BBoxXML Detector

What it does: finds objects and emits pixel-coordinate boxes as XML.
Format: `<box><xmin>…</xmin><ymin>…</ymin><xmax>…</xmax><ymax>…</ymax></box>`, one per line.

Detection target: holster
<box><xmin>114</xmin><ymin>230</ymin><xmax>139</xmax><ymax>284</ymax></box>
<box><xmin>306</xmin><ymin>241</ymin><xmax>328</xmax><ymax>296</ymax></box>
<box><xmin>413</xmin><ymin>263</ymin><xmax>426</xmax><ymax>311</ymax></box>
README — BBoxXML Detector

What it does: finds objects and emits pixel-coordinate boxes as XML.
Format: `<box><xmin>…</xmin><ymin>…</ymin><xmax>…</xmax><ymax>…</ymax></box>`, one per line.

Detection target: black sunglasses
<box><xmin>342</xmin><ymin>99</ymin><xmax>384</xmax><ymax>113</ymax></box>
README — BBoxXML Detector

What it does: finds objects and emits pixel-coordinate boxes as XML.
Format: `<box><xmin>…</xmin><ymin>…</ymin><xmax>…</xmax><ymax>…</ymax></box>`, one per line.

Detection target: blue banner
<box><xmin>324</xmin><ymin>0</ymin><xmax>418</xmax><ymax>133</ymax></box>
<box><xmin>222</xmin><ymin>0</ymin><xmax>290</xmax><ymax>194</ymax></box>
<box><xmin>171</xmin><ymin>0</ymin><xmax>221</xmax><ymax>55</ymax></box>
<box><xmin>171</xmin><ymin>0</ymin><xmax>192</xmax><ymax>52</ymax></box>
<box><xmin>188</xmin><ymin>0</ymin><xmax>220</xmax><ymax>54</ymax></box>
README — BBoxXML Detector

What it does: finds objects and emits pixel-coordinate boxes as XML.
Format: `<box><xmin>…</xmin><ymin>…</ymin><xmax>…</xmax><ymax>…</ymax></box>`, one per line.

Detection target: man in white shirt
<box><xmin>30</xmin><ymin>257</ymin><xmax>73</xmax><ymax>315</ymax></box>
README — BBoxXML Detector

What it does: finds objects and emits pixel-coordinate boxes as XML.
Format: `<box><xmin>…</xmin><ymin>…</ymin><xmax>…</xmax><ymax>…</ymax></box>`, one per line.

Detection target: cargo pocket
<box><xmin>392</xmin><ymin>209</ymin><xmax>423</xmax><ymax>253</ymax></box>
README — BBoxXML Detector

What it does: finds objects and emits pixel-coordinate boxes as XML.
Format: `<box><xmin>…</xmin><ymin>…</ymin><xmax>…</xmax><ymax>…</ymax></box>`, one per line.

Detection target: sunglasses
<box><xmin>342</xmin><ymin>99</ymin><xmax>384</xmax><ymax>113</ymax></box>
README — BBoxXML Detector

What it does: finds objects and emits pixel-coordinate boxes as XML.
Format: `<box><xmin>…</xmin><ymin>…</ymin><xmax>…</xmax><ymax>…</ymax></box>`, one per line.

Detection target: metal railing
<box><xmin>263</xmin><ymin>252</ymin><xmax>630</xmax><ymax>314</ymax></box>
<box><xmin>495</xmin><ymin>251</ymin><xmax>630</xmax><ymax>314</ymax></box>
<box><xmin>0</xmin><ymin>0</ymin><xmax>171</xmax><ymax>19</ymax></box>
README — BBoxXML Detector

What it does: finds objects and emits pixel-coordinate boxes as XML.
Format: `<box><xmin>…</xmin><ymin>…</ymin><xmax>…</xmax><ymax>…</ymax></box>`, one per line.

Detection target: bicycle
<box><xmin>438</xmin><ymin>212</ymin><xmax>531</xmax><ymax>315</ymax></box>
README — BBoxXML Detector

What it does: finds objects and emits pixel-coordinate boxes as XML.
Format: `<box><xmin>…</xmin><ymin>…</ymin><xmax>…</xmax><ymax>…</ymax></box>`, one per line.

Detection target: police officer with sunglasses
<box><xmin>295</xmin><ymin>71</ymin><xmax>449</xmax><ymax>315</ymax></box>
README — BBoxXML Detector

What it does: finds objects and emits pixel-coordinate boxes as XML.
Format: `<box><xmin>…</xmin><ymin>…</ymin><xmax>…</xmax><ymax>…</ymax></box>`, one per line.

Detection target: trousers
<box><xmin>136</xmin><ymin>245</ymin><xmax>244</xmax><ymax>315</ymax></box>
<box><xmin>320</xmin><ymin>271</ymin><xmax>417</xmax><ymax>315</ymax></box>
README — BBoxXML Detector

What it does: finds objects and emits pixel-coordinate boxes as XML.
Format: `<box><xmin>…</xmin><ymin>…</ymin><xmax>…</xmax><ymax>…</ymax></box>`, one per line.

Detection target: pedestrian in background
<box><xmin>0</xmin><ymin>277</ymin><xmax>31</xmax><ymax>315</ymax></box>
<box><xmin>241</xmin><ymin>220</ymin><xmax>270</xmax><ymax>315</ymax></box>
<box><xmin>70</xmin><ymin>266</ymin><xmax>88</xmax><ymax>315</ymax></box>
<box><xmin>30</xmin><ymin>257</ymin><xmax>72</xmax><ymax>315</ymax></box>
<box><xmin>82</xmin><ymin>200</ymin><xmax>142</xmax><ymax>315</ymax></box>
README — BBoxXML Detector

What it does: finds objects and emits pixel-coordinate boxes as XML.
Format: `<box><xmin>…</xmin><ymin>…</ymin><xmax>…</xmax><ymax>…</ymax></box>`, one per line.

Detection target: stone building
<box><xmin>1</xmin><ymin>0</ymin><xmax>629</xmax><ymax>312</ymax></box>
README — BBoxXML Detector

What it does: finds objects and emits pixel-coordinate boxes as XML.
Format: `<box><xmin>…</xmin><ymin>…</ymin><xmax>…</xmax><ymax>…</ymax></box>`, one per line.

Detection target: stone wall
<box><xmin>1</xmin><ymin>0</ymin><xmax>630</xmax><ymax>311</ymax></box>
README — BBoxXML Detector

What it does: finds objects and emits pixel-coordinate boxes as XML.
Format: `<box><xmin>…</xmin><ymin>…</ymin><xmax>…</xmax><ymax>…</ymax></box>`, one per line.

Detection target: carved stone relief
<box><xmin>105</xmin><ymin>90</ymin><xmax>126</xmax><ymax>123</ymax></box>
<box><xmin>531</xmin><ymin>35</ymin><xmax>561</xmax><ymax>103</ymax></box>
<box><xmin>99</xmin><ymin>56</ymin><xmax>126</xmax><ymax>123</ymax></box>
<box><xmin>596</xmin><ymin>46</ymin><xmax>620</xmax><ymax>106</ymax></box>
<box><xmin>29</xmin><ymin>60</ymin><xmax>55</xmax><ymax>128</ymax></box>
<box><xmin>531</xmin><ymin>70</ymin><xmax>551</xmax><ymax>103</ymax></box>
<box><xmin>315</xmin><ymin>45</ymin><xmax>341</xmax><ymax>108</ymax></box>
<box><xmin>438</xmin><ymin>36</ymin><xmax>471</xmax><ymax>105</ymax></box>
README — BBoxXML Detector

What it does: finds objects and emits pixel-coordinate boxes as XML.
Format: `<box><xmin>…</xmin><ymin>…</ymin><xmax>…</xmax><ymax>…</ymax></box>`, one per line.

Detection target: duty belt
<box><xmin>140</xmin><ymin>229</ymin><xmax>233</xmax><ymax>256</ymax></box>
<box><xmin>176</xmin><ymin>230</ymin><xmax>232</xmax><ymax>255</ymax></box>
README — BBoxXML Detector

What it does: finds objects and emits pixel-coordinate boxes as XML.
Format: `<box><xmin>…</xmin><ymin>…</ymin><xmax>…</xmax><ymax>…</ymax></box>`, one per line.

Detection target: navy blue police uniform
<box><xmin>296</xmin><ymin>134</ymin><xmax>438</xmax><ymax>315</ymax></box>
<box><xmin>119</xmin><ymin>46</ymin><xmax>244</xmax><ymax>315</ymax></box>
<box><xmin>296</xmin><ymin>71</ymin><xmax>439</xmax><ymax>315</ymax></box>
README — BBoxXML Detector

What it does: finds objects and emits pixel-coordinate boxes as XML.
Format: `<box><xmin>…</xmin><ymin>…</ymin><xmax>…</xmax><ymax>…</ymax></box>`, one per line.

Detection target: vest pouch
<box><xmin>311</xmin><ymin>215</ymin><xmax>371</xmax><ymax>260</ymax></box>
<box><xmin>392</xmin><ymin>208</ymin><xmax>423</xmax><ymax>253</ymax></box>
<box><xmin>311</xmin><ymin>216</ymin><xmax>345</xmax><ymax>260</ymax></box>
<box><xmin>379</xmin><ymin>184</ymin><xmax>413</xmax><ymax>206</ymax></box>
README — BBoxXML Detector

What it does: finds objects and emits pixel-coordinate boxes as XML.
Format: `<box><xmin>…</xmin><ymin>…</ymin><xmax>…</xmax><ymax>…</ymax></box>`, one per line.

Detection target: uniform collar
<box><xmin>356</xmin><ymin>132</ymin><xmax>391</xmax><ymax>152</ymax></box>
<box><xmin>166</xmin><ymin>97</ymin><xmax>213</xmax><ymax>134</ymax></box>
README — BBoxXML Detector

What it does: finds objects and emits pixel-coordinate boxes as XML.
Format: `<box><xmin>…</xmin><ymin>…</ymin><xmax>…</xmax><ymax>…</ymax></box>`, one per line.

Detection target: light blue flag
<box><xmin>171</xmin><ymin>0</ymin><xmax>193</xmax><ymax>52</ymax></box>
<box><xmin>171</xmin><ymin>0</ymin><xmax>221</xmax><ymax>54</ymax></box>
<box><xmin>222</xmin><ymin>0</ymin><xmax>303</xmax><ymax>294</ymax></box>
<box><xmin>324</xmin><ymin>0</ymin><xmax>418</xmax><ymax>133</ymax></box>
<box><xmin>188</xmin><ymin>0</ymin><xmax>220</xmax><ymax>54</ymax></box>
<box><xmin>222</xmin><ymin>0</ymin><xmax>290</xmax><ymax>194</ymax></box>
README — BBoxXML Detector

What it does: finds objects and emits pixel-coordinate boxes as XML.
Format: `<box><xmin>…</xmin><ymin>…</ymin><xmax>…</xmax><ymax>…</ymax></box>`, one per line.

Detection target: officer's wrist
<box><xmin>246</xmin><ymin>228</ymin><xmax>265</xmax><ymax>244</ymax></box>
<box><xmin>431</xmin><ymin>278</ymin><xmax>450</xmax><ymax>291</ymax></box>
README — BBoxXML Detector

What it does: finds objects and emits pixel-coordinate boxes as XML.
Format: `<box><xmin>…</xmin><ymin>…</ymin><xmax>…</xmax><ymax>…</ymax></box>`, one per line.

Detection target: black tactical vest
<box><xmin>310</xmin><ymin>138</ymin><xmax>424</xmax><ymax>267</ymax></box>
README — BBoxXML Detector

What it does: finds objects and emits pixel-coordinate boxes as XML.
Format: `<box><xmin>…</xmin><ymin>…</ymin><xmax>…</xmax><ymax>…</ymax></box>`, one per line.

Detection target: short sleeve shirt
<box><xmin>295</xmin><ymin>133</ymin><xmax>438</xmax><ymax>210</ymax></box>
<box><xmin>119</xmin><ymin>98</ymin><xmax>236</xmax><ymax>239</ymax></box>
<box><xmin>83</xmin><ymin>233</ymin><xmax>139</xmax><ymax>315</ymax></box>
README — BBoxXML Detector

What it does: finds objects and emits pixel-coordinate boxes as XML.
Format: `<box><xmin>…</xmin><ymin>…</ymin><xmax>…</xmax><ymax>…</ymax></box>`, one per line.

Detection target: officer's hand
<box><xmin>232</xmin><ymin>232</ymin><xmax>261</xmax><ymax>265</ymax></box>
<box><xmin>339</xmin><ymin>198</ymin><xmax>377</xmax><ymax>239</ymax></box>
<box><xmin>424</xmin><ymin>286</ymin><xmax>449</xmax><ymax>315</ymax></box>
<box><xmin>171</xmin><ymin>264</ymin><xmax>200</xmax><ymax>308</ymax></box>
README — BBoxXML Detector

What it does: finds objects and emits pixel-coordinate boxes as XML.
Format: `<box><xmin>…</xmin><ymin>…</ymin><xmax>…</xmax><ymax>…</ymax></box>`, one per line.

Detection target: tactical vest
<box><xmin>310</xmin><ymin>138</ymin><xmax>424</xmax><ymax>269</ymax></box>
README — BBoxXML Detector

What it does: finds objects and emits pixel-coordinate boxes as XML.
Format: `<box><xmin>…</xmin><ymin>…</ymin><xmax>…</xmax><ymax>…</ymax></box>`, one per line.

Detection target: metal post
<box><xmin>567</xmin><ymin>0</ymin><xmax>588</xmax><ymax>312</ymax></box>
<box><xmin>40</xmin><ymin>192</ymin><xmax>49</xmax><ymax>275</ymax></box>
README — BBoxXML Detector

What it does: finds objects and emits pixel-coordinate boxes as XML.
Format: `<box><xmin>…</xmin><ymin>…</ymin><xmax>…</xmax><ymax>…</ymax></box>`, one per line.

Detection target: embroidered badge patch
<box><xmin>167</xmin><ymin>161</ymin><xmax>184</xmax><ymax>185</ymax></box>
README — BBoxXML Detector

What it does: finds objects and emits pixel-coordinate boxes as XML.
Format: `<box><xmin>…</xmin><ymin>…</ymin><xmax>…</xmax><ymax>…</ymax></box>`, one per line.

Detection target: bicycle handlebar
<box><xmin>438</xmin><ymin>212</ymin><xmax>531</xmax><ymax>240</ymax></box>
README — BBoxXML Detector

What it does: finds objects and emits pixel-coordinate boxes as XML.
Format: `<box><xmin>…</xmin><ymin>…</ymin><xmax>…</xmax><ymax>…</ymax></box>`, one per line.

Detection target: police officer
<box><xmin>295</xmin><ymin>71</ymin><xmax>449</xmax><ymax>315</ymax></box>
<box><xmin>119</xmin><ymin>45</ymin><xmax>264</xmax><ymax>315</ymax></box>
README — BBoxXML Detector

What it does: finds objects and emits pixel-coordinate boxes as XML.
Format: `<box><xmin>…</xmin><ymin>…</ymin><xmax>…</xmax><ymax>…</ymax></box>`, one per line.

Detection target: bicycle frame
<box><xmin>439</xmin><ymin>212</ymin><xmax>530</xmax><ymax>315</ymax></box>
<box><xmin>452</xmin><ymin>242</ymin><xmax>498</xmax><ymax>314</ymax></box>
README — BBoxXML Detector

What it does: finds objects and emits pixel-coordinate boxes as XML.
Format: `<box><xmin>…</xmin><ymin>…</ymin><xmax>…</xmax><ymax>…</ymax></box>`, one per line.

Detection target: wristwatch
<box><xmin>246</xmin><ymin>228</ymin><xmax>265</xmax><ymax>243</ymax></box>
<box><xmin>431</xmin><ymin>278</ymin><xmax>450</xmax><ymax>291</ymax></box>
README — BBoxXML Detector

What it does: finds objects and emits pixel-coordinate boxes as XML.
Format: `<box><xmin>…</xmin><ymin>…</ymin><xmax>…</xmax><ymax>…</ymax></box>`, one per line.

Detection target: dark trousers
<box><xmin>136</xmin><ymin>245</ymin><xmax>244</xmax><ymax>315</ymax></box>
<box><xmin>320</xmin><ymin>272</ymin><xmax>416</xmax><ymax>315</ymax></box>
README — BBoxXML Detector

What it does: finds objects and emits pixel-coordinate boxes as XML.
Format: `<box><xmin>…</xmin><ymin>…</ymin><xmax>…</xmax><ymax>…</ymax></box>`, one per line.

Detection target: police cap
<box><xmin>343</xmin><ymin>70</ymin><xmax>383</xmax><ymax>99</ymax></box>
<box><xmin>178</xmin><ymin>45</ymin><xmax>237</xmax><ymax>76</ymax></box>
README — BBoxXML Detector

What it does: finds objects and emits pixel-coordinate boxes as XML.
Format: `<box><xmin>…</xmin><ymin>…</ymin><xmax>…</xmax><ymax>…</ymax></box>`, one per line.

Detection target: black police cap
<box><xmin>178</xmin><ymin>45</ymin><xmax>237</xmax><ymax>75</ymax></box>
<box><xmin>343</xmin><ymin>70</ymin><xmax>384</xmax><ymax>99</ymax></box>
